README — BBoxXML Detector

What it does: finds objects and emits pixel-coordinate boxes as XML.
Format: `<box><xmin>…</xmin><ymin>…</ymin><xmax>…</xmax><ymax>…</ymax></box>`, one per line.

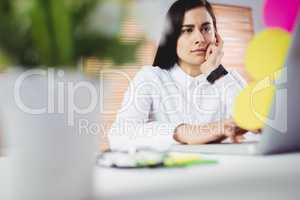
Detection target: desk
<box><xmin>94</xmin><ymin>153</ymin><xmax>300</xmax><ymax>200</ymax></box>
<box><xmin>1</xmin><ymin>153</ymin><xmax>300</xmax><ymax>200</ymax></box>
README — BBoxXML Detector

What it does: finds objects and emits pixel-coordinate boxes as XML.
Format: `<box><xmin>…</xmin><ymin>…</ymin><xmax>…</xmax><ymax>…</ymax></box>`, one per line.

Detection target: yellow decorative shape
<box><xmin>233</xmin><ymin>79</ymin><xmax>275</xmax><ymax>130</ymax></box>
<box><xmin>245</xmin><ymin>28</ymin><xmax>291</xmax><ymax>80</ymax></box>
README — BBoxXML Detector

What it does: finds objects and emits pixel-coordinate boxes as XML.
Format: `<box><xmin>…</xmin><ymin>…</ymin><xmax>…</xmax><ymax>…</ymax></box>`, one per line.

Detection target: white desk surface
<box><xmin>93</xmin><ymin>152</ymin><xmax>300</xmax><ymax>200</ymax></box>
<box><xmin>1</xmin><ymin>153</ymin><xmax>300</xmax><ymax>200</ymax></box>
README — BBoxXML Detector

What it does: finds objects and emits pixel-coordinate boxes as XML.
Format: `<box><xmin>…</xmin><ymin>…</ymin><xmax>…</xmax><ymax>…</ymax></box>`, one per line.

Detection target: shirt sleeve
<box><xmin>224</xmin><ymin>69</ymin><xmax>248</xmax><ymax>118</ymax></box>
<box><xmin>108</xmin><ymin>66</ymin><xmax>181</xmax><ymax>151</ymax></box>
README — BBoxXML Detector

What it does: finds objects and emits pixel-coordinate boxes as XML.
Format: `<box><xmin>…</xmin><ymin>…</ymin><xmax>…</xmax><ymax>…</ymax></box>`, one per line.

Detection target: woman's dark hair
<box><xmin>152</xmin><ymin>0</ymin><xmax>217</xmax><ymax>70</ymax></box>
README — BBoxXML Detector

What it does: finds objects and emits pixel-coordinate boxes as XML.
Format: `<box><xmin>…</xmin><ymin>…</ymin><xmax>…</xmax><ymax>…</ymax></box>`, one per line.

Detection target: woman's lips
<box><xmin>191</xmin><ymin>49</ymin><xmax>206</xmax><ymax>55</ymax></box>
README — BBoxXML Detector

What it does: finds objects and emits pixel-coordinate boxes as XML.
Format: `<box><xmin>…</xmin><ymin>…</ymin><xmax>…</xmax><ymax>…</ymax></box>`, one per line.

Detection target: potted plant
<box><xmin>0</xmin><ymin>0</ymin><xmax>139</xmax><ymax>199</ymax></box>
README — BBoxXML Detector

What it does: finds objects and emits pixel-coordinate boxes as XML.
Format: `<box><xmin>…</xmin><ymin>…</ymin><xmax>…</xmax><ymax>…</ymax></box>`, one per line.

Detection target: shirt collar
<box><xmin>169</xmin><ymin>63</ymin><xmax>207</xmax><ymax>88</ymax></box>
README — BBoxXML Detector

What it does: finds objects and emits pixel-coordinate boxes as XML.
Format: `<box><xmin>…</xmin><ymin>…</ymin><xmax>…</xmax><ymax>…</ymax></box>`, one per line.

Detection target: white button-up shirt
<box><xmin>109</xmin><ymin>64</ymin><xmax>247</xmax><ymax>150</ymax></box>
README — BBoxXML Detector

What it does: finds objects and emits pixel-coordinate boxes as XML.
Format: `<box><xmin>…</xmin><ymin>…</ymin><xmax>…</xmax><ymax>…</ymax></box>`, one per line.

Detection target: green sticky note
<box><xmin>163</xmin><ymin>152</ymin><xmax>218</xmax><ymax>167</ymax></box>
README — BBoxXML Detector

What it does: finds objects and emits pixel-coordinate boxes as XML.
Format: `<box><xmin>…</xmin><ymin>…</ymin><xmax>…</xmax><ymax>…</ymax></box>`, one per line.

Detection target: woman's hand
<box><xmin>222</xmin><ymin>119</ymin><xmax>263</xmax><ymax>143</ymax></box>
<box><xmin>222</xmin><ymin>119</ymin><xmax>248</xmax><ymax>143</ymax></box>
<box><xmin>200</xmin><ymin>32</ymin><xmax>224</xmax><ymax>74</ymax></box>
<box><xmin>173</xmin><ymin>118</ymin><xmax>261</xmax><ymax>145</ymax></box>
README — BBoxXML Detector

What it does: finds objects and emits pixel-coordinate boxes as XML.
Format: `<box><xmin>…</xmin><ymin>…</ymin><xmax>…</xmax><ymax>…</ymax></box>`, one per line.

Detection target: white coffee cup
<box><xmin>0</xmin><ymin>69</ymin><xmax>101</xmax><ymax>200</ymax></box>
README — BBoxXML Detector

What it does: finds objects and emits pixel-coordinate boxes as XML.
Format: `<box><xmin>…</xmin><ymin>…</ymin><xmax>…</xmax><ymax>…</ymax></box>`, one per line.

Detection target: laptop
<box><xmin>171</xmin><ymin>16</ymin><xmax>300</xmax><ymax>155</ymax></box>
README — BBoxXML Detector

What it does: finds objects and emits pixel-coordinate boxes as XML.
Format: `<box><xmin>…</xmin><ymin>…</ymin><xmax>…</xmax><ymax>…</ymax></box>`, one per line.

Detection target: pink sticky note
<box><xmin>263</xmin><ymin>0</ymin><xmax>300</xmax><ymax>32</ymax></box>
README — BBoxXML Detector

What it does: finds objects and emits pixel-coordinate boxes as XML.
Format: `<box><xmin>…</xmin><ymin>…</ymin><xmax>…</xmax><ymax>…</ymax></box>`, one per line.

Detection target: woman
<box><xmin>109</xmin><ymin>0</ymin><xmax>253</xmax><ymax>151</ymax></box>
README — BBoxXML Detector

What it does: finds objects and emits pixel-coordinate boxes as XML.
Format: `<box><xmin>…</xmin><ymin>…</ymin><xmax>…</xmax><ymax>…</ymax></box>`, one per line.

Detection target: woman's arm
<box><xmin>173</xmin><ymin>119</ymin><xmax>247</xmax><ymax>145</ymax></box>
<box><xmin>173</xmin><ymin>122</ymin><xmax>225</xmax><ymax>145</ymax></box>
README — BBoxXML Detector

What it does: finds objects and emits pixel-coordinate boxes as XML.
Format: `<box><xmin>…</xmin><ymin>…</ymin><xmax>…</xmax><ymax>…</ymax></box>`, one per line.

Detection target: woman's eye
<box><xmin>201</xmin><ymin>26</ymin><xmax>211</xmax><ymax>33</ymax></box>
<box><xmin>182</xmin><ymin>28</ymin><xmax>193</xmax><ymax>33</ymax></box>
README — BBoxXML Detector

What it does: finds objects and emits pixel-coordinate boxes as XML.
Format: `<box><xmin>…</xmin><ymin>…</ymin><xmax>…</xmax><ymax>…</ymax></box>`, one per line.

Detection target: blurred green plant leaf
<box><xmin>0</xmin><ymin>0</ymin><xmax>140</xmax><ymax>69</ymax></box>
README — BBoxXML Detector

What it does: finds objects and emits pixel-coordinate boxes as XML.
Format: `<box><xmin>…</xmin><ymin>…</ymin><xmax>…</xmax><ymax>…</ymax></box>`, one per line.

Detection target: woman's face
<box><xmin>176</xmin><ymin>7</ymin><xmax>216</xmax><ymax>68</ymax></box>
